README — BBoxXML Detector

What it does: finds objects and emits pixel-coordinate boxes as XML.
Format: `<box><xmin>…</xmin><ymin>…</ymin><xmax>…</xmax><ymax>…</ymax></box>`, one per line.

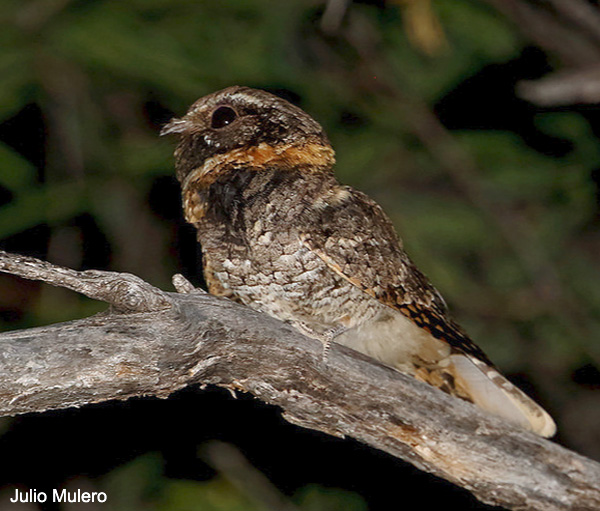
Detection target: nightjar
<box><xmin>162</xmin><ymin>86</ymin><xmax>556</xmax><ymax>437</ymax></box>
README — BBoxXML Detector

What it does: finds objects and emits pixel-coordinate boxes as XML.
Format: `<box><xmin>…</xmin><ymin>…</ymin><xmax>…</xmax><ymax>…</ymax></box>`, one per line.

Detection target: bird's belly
<box><xmin>337</xmin><ymin>308</ymin><xmax>451</xmax><ymax>374</ymax></box>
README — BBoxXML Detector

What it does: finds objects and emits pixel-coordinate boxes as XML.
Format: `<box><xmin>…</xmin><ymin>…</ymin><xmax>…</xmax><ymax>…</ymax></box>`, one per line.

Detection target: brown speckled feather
<box><xmin>299</xmin><ymin>186</ymin><xmax>494</xmax><ymax>365</ymax></box>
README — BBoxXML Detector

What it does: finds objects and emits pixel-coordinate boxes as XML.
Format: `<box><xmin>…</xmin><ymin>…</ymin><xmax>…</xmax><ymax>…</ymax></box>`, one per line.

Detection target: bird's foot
<box><xmin>320</xmin><ymin>326</ymin><xmax>347</xmax><ymax>362</ymax></box>
<box><xmin>290</xmin><ymin>323</ymin><xmax>347</xmax><ymax>363</ymax></box>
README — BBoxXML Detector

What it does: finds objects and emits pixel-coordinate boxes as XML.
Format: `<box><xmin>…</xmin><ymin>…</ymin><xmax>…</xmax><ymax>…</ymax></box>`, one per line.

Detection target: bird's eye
<box><xmin>211</xmin><ymin>106</ymin><xmax>238</xmax><ymax>129</ymax></box>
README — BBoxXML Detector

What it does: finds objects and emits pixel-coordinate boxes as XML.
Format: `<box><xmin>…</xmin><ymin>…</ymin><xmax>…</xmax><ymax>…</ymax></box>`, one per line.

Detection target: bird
<box><xmin>161</xmin><ymin>86</ymin><xmax>556</xmax><ymax>437</ymax></box>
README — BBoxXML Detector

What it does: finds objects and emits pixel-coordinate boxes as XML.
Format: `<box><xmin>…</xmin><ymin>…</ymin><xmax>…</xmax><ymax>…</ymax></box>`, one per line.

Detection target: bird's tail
<box><xmin>447</xmin><ymin>354</ymin><xmax>556</xmax><ymax>437</ymax></box>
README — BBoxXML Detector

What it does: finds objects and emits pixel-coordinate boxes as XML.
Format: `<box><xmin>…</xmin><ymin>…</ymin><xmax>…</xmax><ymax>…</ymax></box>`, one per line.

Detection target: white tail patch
<box><xmin>450</xmin><ymin>354</ymin><xmax>556</xmax><ymax>437</ymax></box>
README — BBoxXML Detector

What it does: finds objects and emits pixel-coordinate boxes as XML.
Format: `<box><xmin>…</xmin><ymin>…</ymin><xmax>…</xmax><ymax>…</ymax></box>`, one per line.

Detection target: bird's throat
<box><xmin>180</xmin><ymin>141</ymin><xmax>335</xmax><ymax>224</ymax></box>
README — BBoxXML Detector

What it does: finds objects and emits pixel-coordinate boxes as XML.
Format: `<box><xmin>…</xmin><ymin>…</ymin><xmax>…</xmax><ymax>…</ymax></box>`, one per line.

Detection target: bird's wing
<box><xmin>299</xmin><ymin>185</ymin><xmax>556</xmax><ymax>437</ymax></box>
<box><xmin>298</xmin><ymin>185</ymin><xmax>491</xmax><ymax>363</ymax></box>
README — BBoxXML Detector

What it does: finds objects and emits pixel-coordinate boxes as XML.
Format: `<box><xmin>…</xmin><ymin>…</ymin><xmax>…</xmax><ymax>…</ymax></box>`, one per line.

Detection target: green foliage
<box><xmin>103</xmin><ymin>454</ymin><xmax>164</xmax><ymax>511</ymax></box>
<box><xmin>0</xmin><ymin>141</ymin><xmax>36</xmax><ymax>191</ymax></box>
<box><xmin>157</xmin><ymin>479</ymin><xmax>262</xmax><ymax>511</ymax></box>
<box><xmin>294</xmin><ymin>485</ymin><xmax>367</xmax><ymax>511</ymax></box>
<box><xmin>101</xmin><ymin>453</ymin><xmax>366</xmax><ymax>511</ymax></box>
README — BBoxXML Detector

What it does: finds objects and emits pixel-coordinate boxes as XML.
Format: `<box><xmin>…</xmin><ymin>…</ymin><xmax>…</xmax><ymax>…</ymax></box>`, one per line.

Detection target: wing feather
<box><xmin>299</xmin><ymin>186</ymin><xmax>491</xmax><ymax>364</ymax></box>
<box><xmin>299</xmin><ymin>186</ymin><xmax>556</xmax><ymax>437</ymax></box>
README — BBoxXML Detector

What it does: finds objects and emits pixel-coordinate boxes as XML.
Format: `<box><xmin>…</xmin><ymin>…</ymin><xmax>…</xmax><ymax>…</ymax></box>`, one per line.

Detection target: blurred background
<box><xmin>0</xmin><ymin>0</ymin><xmax>599</xmax><ymax>509</ymax></box>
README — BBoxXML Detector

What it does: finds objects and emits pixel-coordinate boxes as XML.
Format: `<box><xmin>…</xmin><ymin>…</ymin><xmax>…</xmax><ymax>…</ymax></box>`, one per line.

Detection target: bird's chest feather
<box><xmin>193</xmin><ymin>169</ymin><xmax>377</xmax><ymax>328</ymax></box>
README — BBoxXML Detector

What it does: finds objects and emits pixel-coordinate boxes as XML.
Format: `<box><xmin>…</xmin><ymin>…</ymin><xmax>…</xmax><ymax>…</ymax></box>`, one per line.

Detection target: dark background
<box><xmin>0</xmin><ymin>1</ymin><xmax>598</xmax><ymax>510</ymax></box>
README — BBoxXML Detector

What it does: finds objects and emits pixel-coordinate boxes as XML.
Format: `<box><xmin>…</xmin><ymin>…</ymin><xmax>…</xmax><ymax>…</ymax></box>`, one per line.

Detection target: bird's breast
<box><xmin>202</xmin><ymin>229</ymin><xmax>378</xmax><ymax>332</ymax></box>
<box><xmin>192</xmin><ymin>167</ymin><xmax>382</xmax><ymax>331</ymax></box>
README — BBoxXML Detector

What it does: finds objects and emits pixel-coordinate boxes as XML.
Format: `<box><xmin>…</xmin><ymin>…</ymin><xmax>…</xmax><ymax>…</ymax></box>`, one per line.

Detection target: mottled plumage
<box><xmin>162</xmin><ymin>86</ymin><xmax>556</xmax><ymax>437</ymax></box>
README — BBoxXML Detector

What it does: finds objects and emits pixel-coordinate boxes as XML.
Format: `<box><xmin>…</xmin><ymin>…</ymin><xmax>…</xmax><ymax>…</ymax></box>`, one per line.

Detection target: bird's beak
<box><xmin>160</xmin><ymin>117</ymin><xmax>192</xmax><ymax>136</ymax></box>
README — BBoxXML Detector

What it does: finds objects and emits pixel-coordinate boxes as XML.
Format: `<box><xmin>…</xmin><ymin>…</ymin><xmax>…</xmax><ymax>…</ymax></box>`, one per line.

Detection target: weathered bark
<box><xmin>0</xmin><ymin>250</ymin><xmax>599</xmax><ymax>511</ymax></box>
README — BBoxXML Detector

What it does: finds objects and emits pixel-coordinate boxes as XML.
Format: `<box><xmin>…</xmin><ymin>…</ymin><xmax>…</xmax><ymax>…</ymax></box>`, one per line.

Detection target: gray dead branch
<box><xmin>0</xmin><ymin>250</ymin><xmax>598</xmax><ymax>511</ymax></box>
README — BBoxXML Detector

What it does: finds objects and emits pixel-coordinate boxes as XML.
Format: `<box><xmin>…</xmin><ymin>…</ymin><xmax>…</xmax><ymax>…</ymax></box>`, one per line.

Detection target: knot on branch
<box><xmin>99</xmin><ymin>272</ymin><xmax>173</xmax><ymax>312</ymax></box>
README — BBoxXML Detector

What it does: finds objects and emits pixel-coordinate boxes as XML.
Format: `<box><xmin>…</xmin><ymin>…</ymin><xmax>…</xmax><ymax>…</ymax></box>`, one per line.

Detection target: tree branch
<box><xmin>0</xmin><ymin>250</ymin><xmax>171</xmax><ymax>312</ymax></box>
<box><xmin>517</xmin><ymin>67</ymin><xmax>600</xmax><ymax>106</ymax></box>
<box><xmin>0</xmin><ymin>251</ymin><xmax>598</xmax><ymax>510</ymax></box>
<box><xmin>484</xmin><ymin>0</ymin><xmax>600</xmax><ymax>106</ymax></box>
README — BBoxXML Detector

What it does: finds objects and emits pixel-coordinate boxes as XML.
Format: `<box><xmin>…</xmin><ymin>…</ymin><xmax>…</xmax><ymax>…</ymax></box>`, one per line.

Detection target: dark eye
<box><xmin>211</xmin><ymin>106</ymin><xmax>238</xmax><ymax>129</ymax></box>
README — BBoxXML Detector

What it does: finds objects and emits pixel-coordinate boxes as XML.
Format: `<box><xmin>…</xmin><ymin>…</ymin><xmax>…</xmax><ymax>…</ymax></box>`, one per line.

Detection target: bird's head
<box><xmin>161</xmin><ymin>86</ymin><xmax>335</xmax><ymax>191</ymax></box>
